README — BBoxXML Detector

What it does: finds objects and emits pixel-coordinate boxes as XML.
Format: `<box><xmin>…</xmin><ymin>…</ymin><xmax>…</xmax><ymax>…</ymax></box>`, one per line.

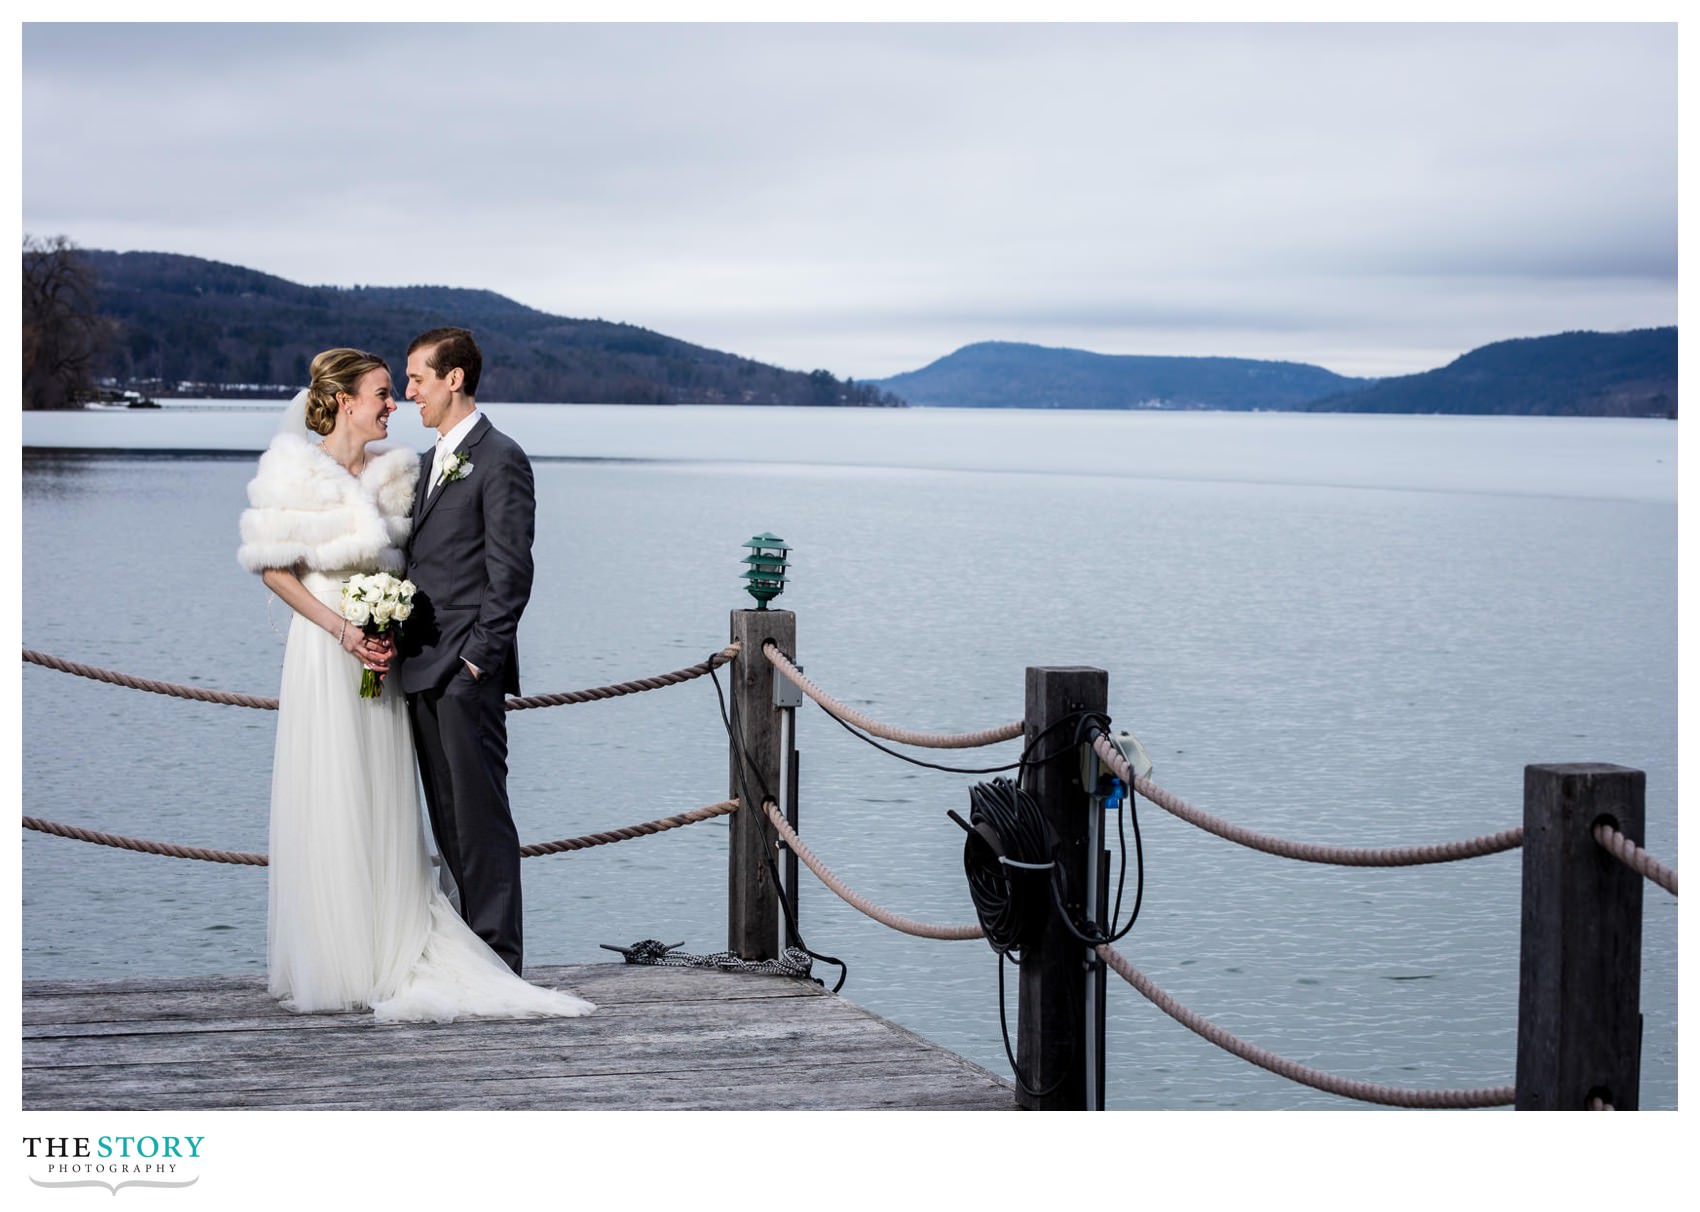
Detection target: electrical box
<box><xmin>1108</xmin><ymin>730</ymin><xmax>1153</xmax><ymax>781</ymax></box>
<box><xmin>773</xmin><ymin>664</ymin><xmax>803</xmax><ymax>708</ymax></box>
<box><xmin>1087</xmin><ymin>728</ymin><xmax>1154</xmax><ymax>787</ymax></box>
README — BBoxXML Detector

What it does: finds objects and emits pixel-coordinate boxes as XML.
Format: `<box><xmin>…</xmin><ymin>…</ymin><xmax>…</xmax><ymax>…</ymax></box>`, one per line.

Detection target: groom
<box><xmin>399</xmin><ymin>326</ymin><xmax>535</xmax><ymax>974</ymax></box>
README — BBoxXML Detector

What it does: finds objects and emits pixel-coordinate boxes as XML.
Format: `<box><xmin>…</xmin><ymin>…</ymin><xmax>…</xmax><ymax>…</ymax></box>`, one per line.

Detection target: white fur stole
<box><xmin>236</xmin><ymin>434</ymin><xmax>419</xmax><ymax>574</ymax></box>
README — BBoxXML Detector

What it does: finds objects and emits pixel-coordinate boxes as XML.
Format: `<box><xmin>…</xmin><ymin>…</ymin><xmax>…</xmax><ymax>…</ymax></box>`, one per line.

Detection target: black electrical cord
<box><xmin>817</xmin><ymin>702</ymin><xmax>1027</xmax><ymax>775</ymax></box>
<box><xmin>950</xmin><ymin>710</ymin><xmax>1153</xmax><ymax>1100</ymax></box>
<box><xmin>948</xmin><ymin>775</ymin><xmax>1072</xmax><ymax>1098</ymax></box>
<box><xmin>712</xmin><ymin>649</ymin><xmax>1149</xmax><ymax>1096</ymax></box>
<box><xmin>1101</xmin><ymin>785</ymin><xmax>1144</xmax><ymax>944</ymax></box>
<box><xmin>821</xmin><ymin>699</ymin><xmax>1113</xmax><ymax>776</ymax></box>
<box><xmin>1044</xmin><ymin>716</ymin><xmax>1144</xmax><ymax>947</ymax></box>
<box><xmin>761</xmin><ymin>645</ymin><xmax>1104</xmax><ymax>777</ymax></box>
<box><xmin>1078</xmin><ymin>723</ymin><xmax>1145</xmax><ymax>946</ymax></box>
<box><xmin>755</xmin><ymin>652</ymin><xmax>1144</xmax><ymax>950</ymax></box>
<box><xmin>709</xmin><ymin>664</ymin><xmax>849</xmax><ymax>992</ymax></box>
<box><xmin>951</xmin><ymin>776</ymin><xmax>1052</xmax><ymax>957</ymax></box>
<box><xmin>995</xmin><ymin>951</ymin><xmax>1070</xmax><ymax>1100</ymax></box>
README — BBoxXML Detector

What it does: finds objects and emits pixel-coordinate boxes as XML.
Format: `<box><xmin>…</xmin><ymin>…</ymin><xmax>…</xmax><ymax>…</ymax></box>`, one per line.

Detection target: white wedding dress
<box><xmin>243</xmin><ymin>408</ymin><xmax>591</xmax><ymax>1023</ymax></box>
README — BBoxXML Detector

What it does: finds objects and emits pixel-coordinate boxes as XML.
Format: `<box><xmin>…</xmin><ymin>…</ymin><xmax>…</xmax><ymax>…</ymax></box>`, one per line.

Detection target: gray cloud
<box><xmin>22</xmin><ymin>21</ymin><xmax>1676</xmax><ymax>379</ymax></box>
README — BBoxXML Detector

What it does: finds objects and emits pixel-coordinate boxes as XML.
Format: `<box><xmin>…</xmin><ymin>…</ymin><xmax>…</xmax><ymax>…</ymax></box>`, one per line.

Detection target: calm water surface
<box><xmin>20</xmin><ymin>405</ymin><xmax>1678</xmax><ymax>1110</ymax></box>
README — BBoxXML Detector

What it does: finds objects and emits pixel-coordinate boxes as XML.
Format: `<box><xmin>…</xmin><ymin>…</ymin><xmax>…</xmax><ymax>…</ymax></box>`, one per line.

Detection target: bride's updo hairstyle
<box><xmin>304</xmin><ymin>348</ymin><xmax>390</xmax><ymax>436</ymax></box>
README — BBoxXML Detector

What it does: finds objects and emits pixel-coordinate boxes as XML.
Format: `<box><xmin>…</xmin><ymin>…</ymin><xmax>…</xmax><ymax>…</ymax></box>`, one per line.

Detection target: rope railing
<box><xmin>520</xmin><ymin>799</ymin><xmax>738</xmax><ymax>855</ymax></box>
<box><xmin>28</xmin><ymin>634</ymin><xmax>1668</xmax><ymax>1110</ymax></box>
<box><xmin>1594</xmin><ymin>822</ymin><xmax>1678</xmax><ymax>896</ymax></box>
<box><xmin>506</xmin><ymin>644</ymin><xmax>740</xmax><ymax>710</ymax></box>
<box><xmin>23</xmin><ymin>798</ymin><xmax>738</xmax><ymax>866</ymax></box>
<box><xmin>761</xmin><ymin>799</ymin><xmax>984</xmax><ymax>940</ymax></box>
<box><xmin>21</xmin><ymin>817</ymin><xmax>268</xmax><ymax>866</ymax></box>
<box><xmin>21</xmin><ymin>649</ymin><xmax>280</xmax><ymax>709</ymax></box>
<box><xmin>761</xmin><ymin>789</ymin><xmax>1514</xmax><ymax>1108</ymax></box>
<box><xmin>22</xmin><ymin>643</ymin><xmax>741</xmax><ymax>713</ymax></box>
<box><xmin>1095</xmin><ymin>942</ymin><xmax>1516</xmax><ymax>1109</ymax></box>
<box><xmin>1092</xmin><ymin>733</ymin><xmax>1525</xmax><ymax>867</ymax></box>
<box><xmin>762</xmin><ymin>642</ymin><xmax>1023</xmax><ymax>750</ymax></box>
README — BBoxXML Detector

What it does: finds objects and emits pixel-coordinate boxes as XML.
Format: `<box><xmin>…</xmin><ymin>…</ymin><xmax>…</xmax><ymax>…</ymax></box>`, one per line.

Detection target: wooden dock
<box><xmin>23</xmin><ymin>963</ymin><xmax>1014</xmax><ymax>1111</ymax></box>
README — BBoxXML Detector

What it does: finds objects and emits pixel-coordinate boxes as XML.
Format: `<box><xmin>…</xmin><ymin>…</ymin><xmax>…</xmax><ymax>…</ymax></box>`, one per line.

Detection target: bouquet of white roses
<box><xmin>339</xmin><ymin>572</ymin><xmax>416</xmax><ymax>699</ymax></box>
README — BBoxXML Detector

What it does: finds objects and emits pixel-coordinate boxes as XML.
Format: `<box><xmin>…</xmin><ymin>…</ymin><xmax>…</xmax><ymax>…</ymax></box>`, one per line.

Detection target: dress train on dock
<box><xmin>266</xmin><ymin>571</ymin><xmax>592</xmax><ymax>1023</ymax></box>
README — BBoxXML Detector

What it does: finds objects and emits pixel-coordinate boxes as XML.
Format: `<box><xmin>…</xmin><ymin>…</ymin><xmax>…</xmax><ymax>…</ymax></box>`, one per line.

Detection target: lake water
<box><xmin>20</xmin><ymin>403</ymin><xmax>1679</xmax><ymax>1110</ymax></box>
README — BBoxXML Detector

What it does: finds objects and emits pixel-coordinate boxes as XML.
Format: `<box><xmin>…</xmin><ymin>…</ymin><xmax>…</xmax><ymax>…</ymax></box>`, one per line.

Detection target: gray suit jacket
<box><xmin>400</xmin><ymin>414</ymin><xmax>535</xmax><ymax>696</ymax></box>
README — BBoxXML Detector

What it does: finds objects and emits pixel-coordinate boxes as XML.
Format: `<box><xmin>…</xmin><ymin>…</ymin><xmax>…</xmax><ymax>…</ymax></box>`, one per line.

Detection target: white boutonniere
<box><xmin>438</xmin><ymin>450</ymin><xmax>474</xmax><ymax>487</ymax></box>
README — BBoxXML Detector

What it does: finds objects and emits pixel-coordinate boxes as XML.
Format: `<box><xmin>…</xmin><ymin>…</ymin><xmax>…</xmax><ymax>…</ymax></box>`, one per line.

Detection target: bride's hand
<box><xmin>359</xmin><ymin>637</ymin><xmax>393</xmax><ymax>672</ymax></box>
<box><xmin>339</xmin><ymin>622</ymin><xmax>384</xmax><ymax>668</ymax></box>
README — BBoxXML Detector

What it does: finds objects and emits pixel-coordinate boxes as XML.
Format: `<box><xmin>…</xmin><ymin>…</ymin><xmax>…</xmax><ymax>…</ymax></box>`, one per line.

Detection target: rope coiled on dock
<box><xmin>1092</xmin><ymin>733</ymin><xmax>1525</xmax><ymax>867</ymax></box>
<box><xmin>1593</xmin><ymin>821</ymin><xmax>1678</xmax><ymax>896</ymax></box>
<box><xmin>1095</xmin><ymin>942</ymin><xmax>1515</xmax><ymax>1109</ymax></box>
<box><xmin>23</xmin><ymin>798</ymin><xmax>738</xmax><ymax>866</ymax></box>
<box><xmin>600</xmin><ymin>938</ymin><xmax>814</xmax><ymax>979</ymax></box>
<box><xmin>22</xmin><ymin>643</ymin><xmax>741</xmax><ymax>712</ymax></box>
<box><xmin>763</xmin><ymin>642</ymin><xmax>1023</xmax><ymax>749</ymax></box>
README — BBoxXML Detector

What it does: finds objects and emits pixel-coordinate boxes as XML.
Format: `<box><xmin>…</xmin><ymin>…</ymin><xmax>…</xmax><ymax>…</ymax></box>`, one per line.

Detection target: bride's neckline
<box><xmin>315</xmin><ymin>440</ymin><xmax>371</xmax><ymax>480</ymax></box>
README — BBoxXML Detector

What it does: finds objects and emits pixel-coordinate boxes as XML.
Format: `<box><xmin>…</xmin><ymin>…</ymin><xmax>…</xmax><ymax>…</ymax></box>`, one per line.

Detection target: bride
<box><xmin>237</xmin><ymin>347</ymin><xmax>592</xmax><ymax>1023</ymax></box>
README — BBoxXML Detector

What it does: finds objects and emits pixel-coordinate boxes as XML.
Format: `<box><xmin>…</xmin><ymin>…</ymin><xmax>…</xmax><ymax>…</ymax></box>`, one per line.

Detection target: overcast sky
<box><xmin>20</xmin><ymin>20</ymin><xmax>1677</xmax><ymax>380</ymax></box>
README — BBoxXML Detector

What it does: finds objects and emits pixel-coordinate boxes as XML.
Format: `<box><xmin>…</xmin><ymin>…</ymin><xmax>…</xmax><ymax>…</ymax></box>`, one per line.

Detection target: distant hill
<box><xmin>868</xmin><ymin>341</ymin><xmax>1369</xmax><ymax>410</ymax></box>
<box><xmin>1301</xmin><ymin>328</ymin><xmax>1676</xmax><ymax>418</ymax></box>
<box><xmin>80</xmin><ymin>250</ymin><xmax>903</xmax><ymax>407</ymax></box>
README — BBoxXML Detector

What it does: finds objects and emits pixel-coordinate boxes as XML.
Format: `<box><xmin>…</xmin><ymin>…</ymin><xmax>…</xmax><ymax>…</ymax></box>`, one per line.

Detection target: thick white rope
<box><xmin>1096</xmin><ymin>943</ymin><xmax>1515</xmax><ymax>1108</ymax></box>
<box><xmin>1093</xmin><ymin>734</ymin><xmax>1524</xmax><ymax>866</ymax></box>
<box><xmin>1593</xmin><ymin>822</ymin><xmax>1678</xmax><ymax>896</ymax></box>
<box><xmin>763</xmin><ymin>642</ymin><xmax>1023</xmax><ymax>749</ymax></box>
<box><xmin>24</xmin><ymin>798</ymin><xmax>738</xmax><ymax>865</ymax></box>
<box><xmin>762</xmin><ymin>795</ymin><xmax>1514</xmax><ymax>1107</ymax></box>
<box><xmin>23</xmin><ymin>643</ymin><xmax>741</xmax><ymax>712</ymax></box>
<box><xmin>761</xmin><ymin>800</ymin><xmax>983</xmax><ymax>940</ymax></box>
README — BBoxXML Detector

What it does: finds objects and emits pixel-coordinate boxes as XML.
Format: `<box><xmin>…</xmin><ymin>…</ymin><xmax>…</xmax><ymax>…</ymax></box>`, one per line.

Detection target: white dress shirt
<box><xmin>429</xmin><ymin>409</ymin><xmax>481</xmax><ymax>495</ymax></box>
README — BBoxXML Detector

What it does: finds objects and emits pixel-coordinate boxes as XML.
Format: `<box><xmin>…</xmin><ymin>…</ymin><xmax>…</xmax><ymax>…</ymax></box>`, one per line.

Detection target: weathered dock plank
<box><xmin>23</xmin><ymin>963</ymin><xmax>1014</xmax><ymax>1111</ymax></box>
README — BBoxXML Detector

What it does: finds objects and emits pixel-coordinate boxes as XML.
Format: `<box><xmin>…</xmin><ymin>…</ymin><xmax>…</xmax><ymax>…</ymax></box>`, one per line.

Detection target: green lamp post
<box><xmin>741</xmin><ymin>533</ymin><xmax>790</xmax><ymax>609</ymax></box>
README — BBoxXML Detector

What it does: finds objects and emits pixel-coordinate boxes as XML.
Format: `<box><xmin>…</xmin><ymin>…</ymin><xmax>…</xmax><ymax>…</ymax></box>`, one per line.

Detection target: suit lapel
<box><xmin>412</xmin><ymin>447</ymin><xmax>434</xmax><ymax>529</ymax></box>
<box><xmin>415</xmin><ymin>414</ymin><xmax>491</xmax><ymax>533</ymax></box>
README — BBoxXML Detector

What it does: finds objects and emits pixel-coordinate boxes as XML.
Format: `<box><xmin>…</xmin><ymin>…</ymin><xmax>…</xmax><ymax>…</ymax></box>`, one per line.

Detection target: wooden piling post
<box><xmin>1516</xmin><ymin>763</ymin><xmax>1645</xmax><ymax>1110</ymax></box>
<box><xmin>1017</xmin><ymin>665</ymin><xmax>1109</xmax><ymax>1110</ymax></box>
<box><xmin>727</xmin><ymin>610</ymin><xmax>795</xmax><ymax>961</ymax></box>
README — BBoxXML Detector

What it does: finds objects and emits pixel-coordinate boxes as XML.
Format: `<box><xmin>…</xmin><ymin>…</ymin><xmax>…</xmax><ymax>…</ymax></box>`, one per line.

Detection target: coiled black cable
<box><xmin>950</xmin><ymin>772</ymin><xmax>1074</xmax><ymax>1099</ymax></box>
<box><xmin>949</xmin><ymin>710</ymin><xmax>1152</xmax><ymax>1099</ymax></box>
<box><xmin>950</xmin><ymin>777</ymin><xmax>1054</xmax><ymax>958</ymax></box>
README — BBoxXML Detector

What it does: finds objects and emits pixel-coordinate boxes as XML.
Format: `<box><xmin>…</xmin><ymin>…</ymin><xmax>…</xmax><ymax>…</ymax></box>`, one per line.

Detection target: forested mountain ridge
<box><xmin>871</xmin><ymin>329</ymin><xmax>1676</xmax><ymax>416</ymax></box>
<box><xmin>79</xmin><ymin>250</ymin><xmax>904</xmax><ymax>406</ymax></box>
<box><xmin>1299</xmin><ymin>327</ymin><xmax>1676</xmax><ymax>417</ymax></box>
<box><xmin>870</xmin><ymin>341</ymin><xmax>1368</xmax><ymax>410</ymax></box>
<box><xmin>33</xmin><ymin>247</ymin><xmax>1676</xmax><ymax>416</ymax></box>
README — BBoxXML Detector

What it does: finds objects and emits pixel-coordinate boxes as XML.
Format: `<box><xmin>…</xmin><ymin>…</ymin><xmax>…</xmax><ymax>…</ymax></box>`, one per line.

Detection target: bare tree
<box><xmin>22</xmin><ymin>235</ymin><xmax>111</xmax><ymax>409</ymax></box>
